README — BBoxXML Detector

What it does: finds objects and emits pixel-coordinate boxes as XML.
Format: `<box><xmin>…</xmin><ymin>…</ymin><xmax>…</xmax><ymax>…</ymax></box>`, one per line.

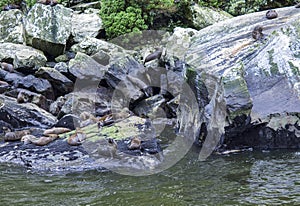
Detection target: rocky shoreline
<box><xmin>0</xmin><ymin>3</ymin><xmax>300</xmax><ymax>172</ymax></box>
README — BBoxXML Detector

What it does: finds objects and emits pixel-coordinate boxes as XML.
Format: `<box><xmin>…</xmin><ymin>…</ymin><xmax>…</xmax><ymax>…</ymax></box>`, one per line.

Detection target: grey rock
<box><xmin>0</xmin><ymin>95</ymin><xmax>57</xmax><ymax>128</ymax></box>
<box><xmin>68</xmin><ymin>52</ymin><xmax>107</xmax><ymax>80</ymax></box>
<box><xmin>0</xmin><ymin>9</ymin><xmax>24</xmax><ymax>44</ymax></box>
<box><xmin>24</xmin><ymin>4</ymin><xmax>73</xmax><ymax>57</ymax></box>
<box><xmin>35</xmin><ymin>67</ymin><xmax>74</xmax><ymax>97</ymax></box>
<box><xmin>0</xmin><ymin>43</ymin><xmax>47</xmax><ymax>70</ymax></box>
<box><xmin>71</xmin><ymin>8</ymin><xmax>103</xmax><ymax>43</ymax></box>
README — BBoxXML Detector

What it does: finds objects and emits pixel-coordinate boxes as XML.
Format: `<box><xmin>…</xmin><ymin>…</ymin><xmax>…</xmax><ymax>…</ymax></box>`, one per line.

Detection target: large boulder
<box><xmin>0</xmin><ymin>43</ymin><xmax>47</xmax><ymax>70</ymax></box>
<box><xmin>190</xmin><ymin>4</ymin><xmax>232</xmax><ymax>30</ymax></box>
<box><xmin>68</xmin><ymin>52</ymin><xmax>107</xmax><ymax>80</ymax></box>
<box><xmin>183</xmin><ymin>6</ymin><xmax>300</xmax><ymax>155</ymax></box>
<box><xmin>0</xmin><ymin>9</ymin><xmax>24</xmax><ymax>44</ymax></box>
<box><xmin>35</xmin><ymin>67</ymin><xmax>74</xmax><ymax>97</ymax></box>
<box><xmin>0</xmin><ymin>95</ymin><xmax>57</xmax><ymax>129</ymax></box>
<box><xmin>24</xmin><ymin>4</ymin><xmax>73</xmax><ymax>57</ymax></box>
<box><xmin>71</xmin><ymin>8</ymin><xmax>103</xmax><ymax>43</ymax></box>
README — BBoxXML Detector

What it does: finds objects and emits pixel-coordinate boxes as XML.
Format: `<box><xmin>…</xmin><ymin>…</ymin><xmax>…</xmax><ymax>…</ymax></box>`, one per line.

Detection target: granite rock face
<box><xmin>183</xmin><ymin>6</ymin><xmax>300</xmax><ymax>155</ymax></box>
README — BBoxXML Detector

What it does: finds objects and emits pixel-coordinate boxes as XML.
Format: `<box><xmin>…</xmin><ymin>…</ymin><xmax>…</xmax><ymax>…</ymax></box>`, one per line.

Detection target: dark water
<box><xmin>0</xmin><ymin>149</ymin><xmax>300</xmax><ymax>206</ymax></box>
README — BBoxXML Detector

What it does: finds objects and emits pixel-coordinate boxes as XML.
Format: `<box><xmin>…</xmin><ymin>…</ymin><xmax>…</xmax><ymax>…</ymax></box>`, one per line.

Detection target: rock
<box><xmin>0</xmin><ymin>9</ymin><xmax>24</xmax><ymax>44</ymax></box>
<box><xmin>54</xmin><ymin>114</ymin><xmax>81</xmax><ymax>130</ymax></box>
<box><xmin>71</xmin><ymin>37</ymin><xmax>125</xmax><ymax>56</ymax></box>
<box><xmin>35</xmin><ymin>67</ymin><xmax>74</xmax><ymax>97</ymax></box>
<box><xmin>163</xmin><ymin>27</ymin><xmax>199</xmax><ymax>71</ymax></box>
<box><xmin>69</xmin><ymin>52</ymin><xmax>108</xmax><ymax>80</ymax></box>
<box><xmin>0</xmin><ymin>43</ymin><xmax>47</xmax><ymax>70</ymax></box>
<box><xmin>70</xmin><ymin>2</ymin><xmax>101</xmax><ymax>11</ymax></box>
<box><xmin>184</xmin><ymin>6</ymin><xmax>300</xmax><ymax>153</ymax></box>
<box><xmin>16</xmin><ymin>74</ymin><xmax>54</xmax><ymax>99</ymax></box>
<box><xmin>71</xmin><ymin>8</ymin><xmax>103</xmax><ymax>42</ymax></box>
<box><xmin>24</xmin><ymin>4</ymin><xmax>73</xmax><ymax>57</ymax></box>
<box><xmin>58</xmin><ymin>87</ymin><xmax>113</xmax><ymax>118</ymax></box>
<box><xmin>49</xmin><ymin>96</ymin><xmax>66</xmax><ymax>116</ymax></box>
<box><xmin>0</xmin><ymin>80</ymin><xmax>9</xmax><ymax>93</ymax></box>
<box><xmin>53</xmin><ymin>62</ymin><xmax>69</xmax><ymax>74</ymax></box>
<box><xmin>190</xmin><ymin>4</ymin><xmax>232</xmax><ymax>30</ymax></box>
<box><xmin>5</xmin><ymin>88</ymin><xmax>49</xmax><ymax>111</ymax></box>
<box><xmin>0</xmin><ymin>95</ymin><xmax>57</xmax><ymax>128</ymax></box>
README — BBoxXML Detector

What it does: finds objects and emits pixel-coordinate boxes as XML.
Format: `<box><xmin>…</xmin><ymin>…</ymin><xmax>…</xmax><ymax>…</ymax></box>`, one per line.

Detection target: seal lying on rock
<box><xmin>67</xmin><ymin>130</ymin><xmax>86</xmax><ymax>146</ymax></box>
<box><xmin>43</xmin><ymin>127</ymin><xmax>71</xmax><ymax>136</ymax></box>
<box><xmin>266</xmin><ymin>10</ymin><xmax>278</xmax><ymax>19</ymax></box>
<box><xmin>21</xmin><ymin>134</ymin><xmax>58</xmax><ymax>146</ymax></box>
<box><xmin>0</xmin><ymin>62</ymin><xmax>14</xmax><ymax>72</ymax></box>
<box><xmin>4</xmin><ymin>130</ymin><xmax>30</xmax><ymax>141</ymax></box>
<box><xmin>144</xmin><ymin>48</ymin><xmax>163</xmax><ymax>64</ymax></box>
<box><xmin>252</xmin><ymin>25</ymin><xmax>263</xmax><ymax>41</ymax></box>
<box><xmin>128</xmin><ymin>136</ymin><xmax>141</xmax><ymax>150</ymax></box>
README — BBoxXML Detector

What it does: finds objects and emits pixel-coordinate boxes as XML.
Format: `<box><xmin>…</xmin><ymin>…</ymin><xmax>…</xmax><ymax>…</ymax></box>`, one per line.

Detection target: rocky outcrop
<box><xmin>0</xmin><ymin>9</ymin><xmax>24</xmax><ymax>44</ymax></box>
<box><xmin>0</xmin><ymin>95</ymin><xmax>57</xmax><ymax>129</ymax></box>
<box><xmin>183</xmin><ymin>6</ymin><xmax>300</xmax><ymax>156</ymax></box>
<box><xmin>0</xmin><ymin>43</ymin><xmax>47</xmax><ymax>70</ymax></box>
<box><xmin>24</xmin><ymin>4</ymin><xmax>73</xmax><ymax>57</ymax></box>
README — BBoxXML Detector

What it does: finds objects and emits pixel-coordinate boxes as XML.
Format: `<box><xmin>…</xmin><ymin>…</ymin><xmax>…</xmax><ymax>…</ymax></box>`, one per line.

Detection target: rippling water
<box><xmin>0</xmin><ymin>149</ymin><xmax>299</xmax><ymax>205</ymax></box>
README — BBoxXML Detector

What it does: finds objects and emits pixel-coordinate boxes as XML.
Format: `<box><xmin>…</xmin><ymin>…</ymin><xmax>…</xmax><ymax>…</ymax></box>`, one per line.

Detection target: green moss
<box><xmin>288</xmin><ymin>61</ymin><xmax>300</xmax><ymax>76</ymax></box>
<box><xmin>267</xmin><ymin>49</ymin><xmax>279</xmax><ymax>75</ymax></box>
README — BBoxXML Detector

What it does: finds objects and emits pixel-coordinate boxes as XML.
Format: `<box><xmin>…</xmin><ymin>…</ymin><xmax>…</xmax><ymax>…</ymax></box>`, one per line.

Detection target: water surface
<box><xmin>0</xmin><ymin>149</ymin><xmax>299</xmax><ymax>205</ymax></box>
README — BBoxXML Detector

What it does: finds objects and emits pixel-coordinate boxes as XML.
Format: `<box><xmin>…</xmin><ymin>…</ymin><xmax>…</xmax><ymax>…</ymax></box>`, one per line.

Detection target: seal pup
<box><xmin>128</xmin><ymin>136</ymin><xmax>142</xmax><ymax>150</ymax></box>
<box><xmin>266</xmin><ymin>10</ymin><xmax>278</xmax><ymax>19</ymax></box>
<box><xmin>252</xmin><ymin>25</ymin><xmax>263</xmax><ymax>41</ymax></box>
<box><xmin>144</xmin><ymin>48</ymin><xmax>163</xmax><ymax>64</ymax></box>
<box><xmin>21</xmin><ymin>134</ymin><xmax>58</xmax><ymax>146</ymax></box>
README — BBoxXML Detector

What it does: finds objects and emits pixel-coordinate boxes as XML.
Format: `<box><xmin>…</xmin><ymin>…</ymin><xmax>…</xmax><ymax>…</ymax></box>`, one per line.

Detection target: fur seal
<box><xmin>128</xmin><ymin>136</ymin><xmax>141</xmax><ymax>150</ymax></box>
<box><xmin>266</xmin><ymin>10</ymin><xmax>278</xmax><ymax>19</ymax></box>
<box><xmin>144</xmin><ymin>48</ymin><xmax>163</xmax><ymax>64</ymax></box>
<box><xmin>21</xmin><ymin>135</ymin><xmax>57</xmax><ymax>146</ymax></box>
<box><xmin>0</xmin><ymin>80</ymin><xmax>9</xmax><ymax>86</ymax></box>
<box><xmin>43</xmin><ymin>127</ymin><xmax>71</xmax><ymax>136</ymax></box>
<box><xmin>37</xmin><ymin>0</ymin><xmax>58</xmax><ymax>6</ymax></box>
<box><xmin>67</xmin><ymin>130</ymin><xmax>86</xmax><ymax>146</ymax></box>
<box><xmin>4</xmin><ymin>130</ymin><xmax>30</xmax><ymax>141</ymax></box>
<box><xmin>252</xmin><ymin>26</ymin><xmax>263</xmax><ymax>41</ymax></box>
<box><xmin>0</xmin><ymin>62</ymin><xmax>14</xmax><ymax>72</ymax></box>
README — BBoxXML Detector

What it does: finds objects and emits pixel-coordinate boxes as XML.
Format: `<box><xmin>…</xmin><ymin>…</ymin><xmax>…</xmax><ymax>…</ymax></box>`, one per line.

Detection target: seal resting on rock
<box><xmin>252</xmin><ymin>25</ymin><xmax>263</xmax><ymax>41</ymax></box>
<box><xmin>43</xmin><ymin>127</ymin><xmax>71</xmax><ymax>136</ymax></box>
<box><xmin>128</xmin><ymin>136</ymin><xmax>141</xmax><ymax>150</ymax></box>
<box><xmin>0</xmin><ymin>62</ymin><xmax>14</xmax><ymax>72</ymax></box>
<box><xmin>21</xmin><ymin>135</ymin><xmax>58</xmax><ymax>146</ymax></box>
<box><xmin>4</xmin><ymin>130</ymin><xmax>30</xmax><ymax>141</ymax></box>
<box><xmin>296</xmin><ymin>3</ymin><xmax>300</xmax><ymax>8</ymax></box>
<box><xmin>266</xmin><ymin>10</ymin><xmax>278</xmax><ymax>19</ymax></box>
<box><xmin>67</xmin><ymin>130</ymin><xmax>86</xmax><ymax>146</ymax></box>
<box><xmin>144</xmin><ymin>48</ymin><xmax>163</xmax><ymax>64</ymax></box>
